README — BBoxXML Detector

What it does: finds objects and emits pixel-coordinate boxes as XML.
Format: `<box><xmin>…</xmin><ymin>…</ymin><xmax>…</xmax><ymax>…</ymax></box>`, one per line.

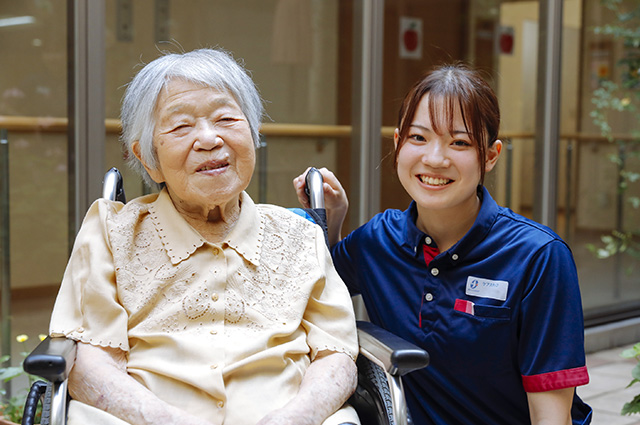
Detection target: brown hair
<box><xmin>394</xmin><ymin>63</ymin><xmax>500</xmax><ymax>185</ymax></box>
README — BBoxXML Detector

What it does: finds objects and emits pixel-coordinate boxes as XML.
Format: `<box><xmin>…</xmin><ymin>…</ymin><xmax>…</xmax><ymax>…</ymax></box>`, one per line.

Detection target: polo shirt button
<box><xmin>212</xmin><ymin>247</ymin><xmax>220</xmax><ymax>255</ymax></box>
<box><xmin>425</xmin><ymin>236</ymin><xmax>432</xmax><ymax>245</ymax></box>
<box><xmin>452</xmin><ymin>254</ymin><xmax>459</xmax><ymax>260</ymax></box>
<box><xmin>431</xmin><ymin>268</ymin><xmax>439</xmax><ymax>276</ymax></box>
<box><xmin>425</xmin><ymin>293</ymin><xmax>434</xmax><ymax>302</ymax></box>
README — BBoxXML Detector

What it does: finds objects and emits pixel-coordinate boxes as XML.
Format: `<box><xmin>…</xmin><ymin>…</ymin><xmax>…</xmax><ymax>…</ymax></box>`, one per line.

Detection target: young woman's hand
<box><xmin>293</xmin><ymin>167</ymin><xmax>349</xmax><ymax>246</ymax></box>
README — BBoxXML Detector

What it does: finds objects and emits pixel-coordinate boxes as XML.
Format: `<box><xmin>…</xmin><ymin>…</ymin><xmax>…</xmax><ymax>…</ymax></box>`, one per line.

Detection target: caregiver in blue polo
<box><xmin>294</xmin><ymin>63</ymin><xmax>592</xmax><ymax>425</ymax></box>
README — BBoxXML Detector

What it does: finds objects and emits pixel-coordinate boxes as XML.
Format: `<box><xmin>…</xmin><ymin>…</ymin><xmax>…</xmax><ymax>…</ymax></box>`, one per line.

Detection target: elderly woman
<box><xmin>49</xmin><ymin>48</ymin><xmax>359</xmax><ymax>425</ymax></box>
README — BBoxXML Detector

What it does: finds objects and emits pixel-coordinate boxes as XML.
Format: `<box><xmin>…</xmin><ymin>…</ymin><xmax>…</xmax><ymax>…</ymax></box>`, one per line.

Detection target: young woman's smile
<box><xmin>394</xmin><ymin>95</ymin><xmax>501</xmax><ymax>237</ymax></box>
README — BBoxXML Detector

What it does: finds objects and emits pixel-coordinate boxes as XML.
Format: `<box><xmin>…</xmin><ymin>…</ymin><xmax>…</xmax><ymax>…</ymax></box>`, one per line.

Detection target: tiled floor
<box><xmin>583</xmin><ymin>344</ymin><xmax>640</xmax><ymax>425</ymax></box>
<box><xmin>3</xmin><ymin>293</ymin><xmax>640</xmax><ymax>424</ymax></box>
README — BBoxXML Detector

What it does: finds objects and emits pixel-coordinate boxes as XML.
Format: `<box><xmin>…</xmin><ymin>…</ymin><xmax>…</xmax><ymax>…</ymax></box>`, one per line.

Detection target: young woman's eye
<box><xmin>409</xmin><ymin>134</ymin><xmax>426</xmax><ymax>142</ymax></box>
<box><xmin>452</xmin><ymin>139</ymin><xmax>471</xmax><ymax>147</ymax></box>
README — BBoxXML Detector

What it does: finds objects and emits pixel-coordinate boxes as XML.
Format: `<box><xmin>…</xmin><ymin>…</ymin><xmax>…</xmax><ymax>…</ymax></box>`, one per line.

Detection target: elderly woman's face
<box><xmin>144</xmin><ymin>78</ymin><xmax>255</xmax><ymax>217</ymax></box>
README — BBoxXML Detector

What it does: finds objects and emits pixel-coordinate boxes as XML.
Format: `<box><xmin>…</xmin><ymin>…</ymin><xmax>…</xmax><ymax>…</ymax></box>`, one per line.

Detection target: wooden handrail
<box><xmin>0</xmin><ymin>115</ymin><xmax>636</xmax><ymax>142</ymax></box>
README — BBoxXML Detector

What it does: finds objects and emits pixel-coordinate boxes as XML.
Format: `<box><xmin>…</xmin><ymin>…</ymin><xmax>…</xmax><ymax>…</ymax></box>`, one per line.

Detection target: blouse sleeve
<box><xmin>49</xmin><ymin>199</ymin><xmax>130</xmax><ymax>351</ymax></box>
<box><xmin>302</xmin><ymin>225</ymin><xmax>359</xmax><ymax>362</ymax></box>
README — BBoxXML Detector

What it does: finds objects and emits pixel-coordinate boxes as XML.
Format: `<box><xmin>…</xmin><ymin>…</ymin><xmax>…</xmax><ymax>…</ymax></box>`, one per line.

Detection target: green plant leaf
<box><xmin>0</xmin><ymin>366</ymin><xmax>24</xmax><ymax>382</ymax></box>
<box><xmin>621</xmin><ymin>343</ymin><xmax>640</xmax><ymax>358</ymax></box>
<box><xmin>632</xmin><ymin>363</ymin><xmax>640</xmax><ymax>382</ymax></box>
<box><xmin>622</xmin><ymin>394</ymin><xmax>640</xmax><ymax>415</ymax></box>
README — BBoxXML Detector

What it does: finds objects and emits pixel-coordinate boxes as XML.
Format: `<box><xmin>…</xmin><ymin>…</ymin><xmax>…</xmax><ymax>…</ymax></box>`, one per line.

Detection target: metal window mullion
<box><xmin>534</xmin><ymin>0</ymin><xmax>563</xmax><ymax>230</ymax></box>
<box><xmin>69</xmin><ymin>0</ymin><xmax>106</xmax><ymax>240</ymax></box>
<box><xmin>351</xmin><ymin>0</ymin><xmax>384</xmax><ymax>227</ymax></box>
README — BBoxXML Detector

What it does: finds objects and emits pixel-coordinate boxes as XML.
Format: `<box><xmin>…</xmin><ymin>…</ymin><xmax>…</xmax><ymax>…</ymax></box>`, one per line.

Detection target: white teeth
<box><xmin>199</xmin><ymin>164</ymin><xmax>225</xmax><ymax>171</ymax></box>
<box><xmin>420</xmin><ymin>175</ymin><xmax>450</xmax><ymax>186</ymax></box>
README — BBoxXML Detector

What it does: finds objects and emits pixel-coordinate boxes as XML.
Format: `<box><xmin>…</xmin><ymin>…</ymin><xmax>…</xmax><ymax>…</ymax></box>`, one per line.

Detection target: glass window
<box><xmin>0</xmin><ymin>0</ymin><xmax>68</xmax><ymax>396</ymax></box>
<box><xmin>575</xmin><ymin>0</ymin><xmax>640</xmax><ymax>319</ymax></box>
<box><xmin>105</xmin><ymin>0</ymin><xmax>348</xmax><ymax>211</ymax></box>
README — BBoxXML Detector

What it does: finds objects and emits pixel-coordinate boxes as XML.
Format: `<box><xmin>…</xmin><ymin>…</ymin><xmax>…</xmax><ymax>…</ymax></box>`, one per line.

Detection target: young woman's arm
<box><xmin>526</xmin><ymin>387</ymin><xmax>574</xmax><ymax>425</ymax></box>
<box><xmin>293</xmin><ymin>167</ymin><xmax>349</xmax><ymax>246</ymax></box>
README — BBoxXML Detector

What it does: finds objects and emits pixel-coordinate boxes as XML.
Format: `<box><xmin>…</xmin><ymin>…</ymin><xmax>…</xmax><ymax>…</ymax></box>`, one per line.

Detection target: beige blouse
<box><xmin>50</xmin><ymin>189</ymin><xmax>359</xmax><ymax>425</ymax></box>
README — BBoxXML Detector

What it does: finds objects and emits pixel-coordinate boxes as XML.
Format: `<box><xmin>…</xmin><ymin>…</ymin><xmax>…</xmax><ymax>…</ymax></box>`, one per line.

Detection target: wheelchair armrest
<box><xmin>23</xmin><ymin>336</ymin><xmax>77</xmax><ymax>382</ymax></box>
<box><xmin>357</xmin><ymin>320</ymin><xmax>429</xmax><ymax>377</ymax></box>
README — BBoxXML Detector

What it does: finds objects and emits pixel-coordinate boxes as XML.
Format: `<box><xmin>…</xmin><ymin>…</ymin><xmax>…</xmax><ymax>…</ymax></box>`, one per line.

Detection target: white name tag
<box><xmin>465</xmin><ymin>276</ymin><xmax>508</xmax><ymax>301</ymax></box>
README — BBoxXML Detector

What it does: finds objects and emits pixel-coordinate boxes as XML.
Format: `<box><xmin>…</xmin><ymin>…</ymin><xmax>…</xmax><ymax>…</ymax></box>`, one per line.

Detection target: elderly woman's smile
<box><xmin>135</xmin><ymin>78</ymin><xmax>256</xmax><ymax>226</ymax></box>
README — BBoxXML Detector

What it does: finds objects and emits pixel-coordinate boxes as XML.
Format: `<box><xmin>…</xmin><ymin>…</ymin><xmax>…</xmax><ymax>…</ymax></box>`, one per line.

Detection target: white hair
<box><xmin>120</xmin><ymin>48</ymin><xmax>264</xmax><ymax>188</ymax></box>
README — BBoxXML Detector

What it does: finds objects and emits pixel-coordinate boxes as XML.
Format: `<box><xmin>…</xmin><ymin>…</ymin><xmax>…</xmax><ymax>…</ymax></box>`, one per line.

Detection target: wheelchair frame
<box><xmin>22</xmin><ymin>167</ymin><xmax>429</xmax><ymax>425</ymax></box>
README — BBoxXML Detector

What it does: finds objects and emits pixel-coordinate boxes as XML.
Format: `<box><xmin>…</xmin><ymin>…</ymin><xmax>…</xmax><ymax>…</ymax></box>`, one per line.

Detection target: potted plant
<box><xmin>0</xmin><ymin>335</ymin><xmax>45</xmax><ymax>424</ymax></box>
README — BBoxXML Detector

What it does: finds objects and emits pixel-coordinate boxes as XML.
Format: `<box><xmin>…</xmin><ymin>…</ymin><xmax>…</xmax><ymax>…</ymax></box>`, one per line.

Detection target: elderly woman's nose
<box><xmin>193</xmin><ymin>122</ymin><xmax>223</xmax><ymax>150</ymax></box>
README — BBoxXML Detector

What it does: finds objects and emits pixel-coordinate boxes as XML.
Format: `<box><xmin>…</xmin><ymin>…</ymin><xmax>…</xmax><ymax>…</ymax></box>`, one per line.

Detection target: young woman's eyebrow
<box><xmin>410</xmin><ymin>124</ymin><xmax>470</xmax><ymax>136</ymax></box>
<box><xmin>409</xmin><ymin>124</ymin><xmax>433</xmax><ymax>132</ymax></box>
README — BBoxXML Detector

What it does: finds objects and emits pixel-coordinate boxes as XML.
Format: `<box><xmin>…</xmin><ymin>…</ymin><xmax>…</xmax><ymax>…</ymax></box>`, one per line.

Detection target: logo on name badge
<box><xmin>465</xmin><ymin>276</ymin><xmax>508</xmax><ymax>301</ymax></box>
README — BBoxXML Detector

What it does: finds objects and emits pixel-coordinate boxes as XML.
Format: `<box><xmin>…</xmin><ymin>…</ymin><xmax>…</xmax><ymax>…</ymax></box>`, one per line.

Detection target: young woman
<box><xmin>294</xmin><ymin>64</ymin><xmax>592</xmax><ymax>425</ymax></box>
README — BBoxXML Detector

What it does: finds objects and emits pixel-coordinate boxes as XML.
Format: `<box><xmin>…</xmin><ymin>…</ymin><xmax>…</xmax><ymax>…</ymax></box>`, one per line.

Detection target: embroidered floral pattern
<box><xmin>106</xmin><ymin>201</ymin><xmax>319</xmax><ymax>337</ymax></box>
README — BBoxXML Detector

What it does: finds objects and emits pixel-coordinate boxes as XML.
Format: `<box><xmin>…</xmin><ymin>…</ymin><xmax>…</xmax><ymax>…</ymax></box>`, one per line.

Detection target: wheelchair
<box><xmin>21</xmin><ymin>167</ymin><xmax>429</xmax><ymax>425</ymax></box>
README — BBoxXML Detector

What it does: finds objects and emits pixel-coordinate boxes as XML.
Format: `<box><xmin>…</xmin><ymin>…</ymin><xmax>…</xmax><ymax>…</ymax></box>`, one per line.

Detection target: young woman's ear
<box><xmin>394</xmin><ymin>128</ymin><xmax>401</xmax><ymax>149</ymax></box>
<box><xmin>132</xmin><ymin>141</ymin><xmax>165</xmax><ymax>184</ymax></box>
<box><xmin>485</xmin><ymin>139</ymin><xmax>502</xmax><ymax>172</ymax></box>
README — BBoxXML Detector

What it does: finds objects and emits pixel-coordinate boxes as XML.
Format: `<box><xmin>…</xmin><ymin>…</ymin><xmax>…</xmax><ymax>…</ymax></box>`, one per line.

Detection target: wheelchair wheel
<box><xmin>40</xmin><ymin>382</ymin><xmax>52</xmax><ymax>425</ymax></box>
<box><xmin>350</xmin><ymin>356</ymin><xmax>394</xmax><ymax>425</ymax></box>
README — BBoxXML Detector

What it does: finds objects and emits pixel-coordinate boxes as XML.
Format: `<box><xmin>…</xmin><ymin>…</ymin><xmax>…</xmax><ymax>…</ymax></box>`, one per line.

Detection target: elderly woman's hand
<box><xmin>293</xmin><ymin>167</ymin><xmax>349</xmax><ymax>246</ymax></box>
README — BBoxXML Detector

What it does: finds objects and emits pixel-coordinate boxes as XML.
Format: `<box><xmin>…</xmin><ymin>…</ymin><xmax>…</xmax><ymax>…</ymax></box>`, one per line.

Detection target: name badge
<box><xmin>465</xmin><ymin>276</ymin><xmax>508</xmax><ymax>301</ymax></box>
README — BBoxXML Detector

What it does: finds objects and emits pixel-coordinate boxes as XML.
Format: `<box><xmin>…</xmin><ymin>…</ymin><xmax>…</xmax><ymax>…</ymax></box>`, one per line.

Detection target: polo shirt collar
<box><xmin>149</xmin><ymin>189</ymin><xmax>262</xmax><ymax>266</ymax></box>
<box><xmin>401</xmin><ymin>186</ymin><xmax>499</xmax><ymax>260</ymax></box>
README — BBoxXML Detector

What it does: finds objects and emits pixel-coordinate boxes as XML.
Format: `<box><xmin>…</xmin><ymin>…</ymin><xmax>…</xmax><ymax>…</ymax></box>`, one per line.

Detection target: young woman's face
<box><xmin>395</xmin><ymin>95</ymin><xmax>500</xmax><ymax>215</ymax></box>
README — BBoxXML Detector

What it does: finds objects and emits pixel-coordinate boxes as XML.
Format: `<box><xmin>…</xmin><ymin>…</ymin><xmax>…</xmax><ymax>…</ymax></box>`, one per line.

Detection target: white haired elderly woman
<box><xmin>49</xmin><ymin>48</ymin><xmax>359</xmax><ymax>425</ymax></box>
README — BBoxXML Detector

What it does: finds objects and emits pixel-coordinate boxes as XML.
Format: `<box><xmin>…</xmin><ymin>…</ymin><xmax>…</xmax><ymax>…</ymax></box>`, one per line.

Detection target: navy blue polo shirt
<box><xmin>332</xmin><ymin>187</ymin><xmax>592</xmax><ymax>425</ymax></box>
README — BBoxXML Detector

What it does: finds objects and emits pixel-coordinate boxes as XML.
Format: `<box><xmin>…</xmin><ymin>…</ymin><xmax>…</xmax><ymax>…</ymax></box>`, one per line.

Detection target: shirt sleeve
<box><xmin>330</xmin><ymin>227</ymin><xmax>362</xmax><ymax>295</ymax></box>
<box><xmin>49</xmin><ymin>199</ymin><xmax>130</xmax><ymax>351</ymax></box>
<box><xmin>303</xmin><ymin>225</ymin><xmax>359</xmax><ymax>362</ymax></box>
<box><xmin>518</xmin><ymin>240</ymin><xmax>589</xmax><ymax>392</ymax></box>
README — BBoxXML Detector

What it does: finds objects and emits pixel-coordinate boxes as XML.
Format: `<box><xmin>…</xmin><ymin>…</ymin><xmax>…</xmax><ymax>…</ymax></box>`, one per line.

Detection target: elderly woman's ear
<box><xmin>132</xmin><ymin>141</ymin><xmax>164</xmax><ymax>185</ymax></box>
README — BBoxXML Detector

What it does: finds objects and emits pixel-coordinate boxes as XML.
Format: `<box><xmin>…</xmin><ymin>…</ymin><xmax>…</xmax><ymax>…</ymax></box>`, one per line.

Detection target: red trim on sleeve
<box><xmin>522</xmin><ymin>366</ymin><xmax>590</xmax><ymax>392</ymax></box>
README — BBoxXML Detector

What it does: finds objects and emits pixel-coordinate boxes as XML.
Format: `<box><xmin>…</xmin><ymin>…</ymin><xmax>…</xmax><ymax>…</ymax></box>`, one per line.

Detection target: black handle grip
<box><xmin>22</xmin><ymin>380</ymin><xmax>48</xmax><ymax>425</ymax></box>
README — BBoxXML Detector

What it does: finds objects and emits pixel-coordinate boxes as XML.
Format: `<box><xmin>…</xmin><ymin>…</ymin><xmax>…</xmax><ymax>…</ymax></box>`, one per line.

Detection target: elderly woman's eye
<box><xmin>172</xmin><ymin>124</ymin><xmax>190</xmax><ymax>132</ymax></box>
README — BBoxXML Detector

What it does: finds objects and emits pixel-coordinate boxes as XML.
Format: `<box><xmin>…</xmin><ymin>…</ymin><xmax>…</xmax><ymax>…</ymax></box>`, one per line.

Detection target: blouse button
<box><xmin>217</xmin><ymin>401</ymin><xmax>225</xmax><ymax>409</ymax></box>
<box><xmin>452</xmin><ymin>254</ymin><xmax>459</xmax><ymax>261</ymax></box>
<box><xmin>425</xmin><ymin>293</ymin><xmax>434</xmax><ymax>302</ymax></box>
<box><xmin>431</xmin><ymin>268</ymin><xmax>439</xmax><ymax>276</ymax></box>
<box><xmin>425</xmin><ymin>236</ymin><xmax>432</xmax><ymax>245</ymax></box>
<box><xmin>211</xmin><ymin>293</ymin><xmax>219</xmax><ymax>302</ymax></box>
<box><xmin>212</xmin><ymin>247</ymin><xmax>220</xmax><ymax>255</ymax></box>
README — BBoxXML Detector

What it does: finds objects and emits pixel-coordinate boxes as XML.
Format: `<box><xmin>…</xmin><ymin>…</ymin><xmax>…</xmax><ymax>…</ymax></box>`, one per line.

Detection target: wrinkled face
<box><xmin>137</xmin><ymin>78</ymin><xmax>255</xmax><ymax>216</ymax></box>
<box><xmin>395</xmin><ymin>95</ymin><xmax>499</xmax><ymax>216</ymax></box>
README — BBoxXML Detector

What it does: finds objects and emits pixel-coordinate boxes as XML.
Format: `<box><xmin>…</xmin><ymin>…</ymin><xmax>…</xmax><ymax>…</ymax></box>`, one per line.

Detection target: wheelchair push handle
<box><xmin>102</xmin><ymin>167</ymin><xmax>126</xmax><ymax>203</ymax></box>
<box><xmin>305</xmin><ymin>167</ymin><xmax>325</xmax><ymax>209</ymax></box>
